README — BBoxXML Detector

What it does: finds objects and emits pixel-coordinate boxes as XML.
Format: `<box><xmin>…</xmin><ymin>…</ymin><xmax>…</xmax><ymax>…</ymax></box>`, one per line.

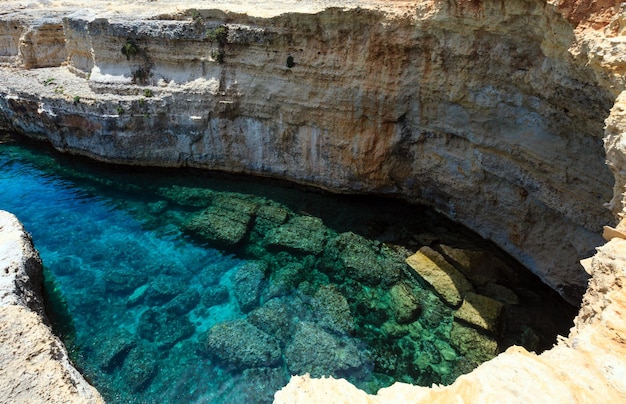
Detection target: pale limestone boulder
<box><xmin>0</xmin><ymin>210</ymin><xmax>104</xmax><ymax>403</ymax></box>
<box><xmin>405</xmin><ymin>247</ymin><xmax>473</xmax><ymax>307</ymax></box>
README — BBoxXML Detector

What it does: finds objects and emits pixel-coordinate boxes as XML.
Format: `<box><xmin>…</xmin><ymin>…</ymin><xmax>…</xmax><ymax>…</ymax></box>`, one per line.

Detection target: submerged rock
<box><xmin>200</xmin><ymin>285</ymin><xmax>229</xmax><ymax>307</ymax></box>
<box><xmin>284</xmin><ymin>322</ymin><xmax>370</xmax><ymax>379</ymax></box>
<box><xmin>104</xmin><ymin>269</ymin><xmax>148</xmax><ymax>294</ymax></box>
<box><xmin>185</xmin><ymin>205</ymin><xmax>254</xmax><ymax>247</ymax></box>
<box><xmin>164</xmin><ymin>289</ymin><xmax>200</xmax><ymax>316</ymax></box>
<box><xmin>454</xmin><ymin>292</ymin><xmax>503</xmax><ymax>334</ymax></box>
<box><xmin>95</xmin><ymin>329</ymin><xmax>138</xmax><ymax>372</ymax></box>
<box><xmin>436</xmin><ymin>244</ymin><xmax>518</xmax><ymax>287</ymax></box>
<box><xmin>405</xmin><ymin>247</ymin><xmax>473</xmax><ymax>307</ymax></box>
<box><xmin>389</xmin><ymin>282</ymin><xmax>421</xmax><ymax>325</ymax></box>
<box><xmin>254</xmin><ymin>204</ymin><xmax>290</xmax><ymax>236</ymax></box>
<box><xmin>144</xmin><ymin>274</ymin><xmax>187</xmax><ymax>305</ymax></box>
<box><xmin>205</xmin><ymin>319</ymin><xmax>282</xmax><ymax>369</ymax></box>
<box><xmin>266</xmin><ymin>262</ymin><xmax>304</xmax><ymax>299</ymax></box>
<box><xmin>312</xmin><ymin>284</ymin><xmax>355</xmax><ymax>335</ymax></box>
<box><xmin>233</xmin><ymin>260</ymin><xmax>267</xmax><ymax>313</ymax></box>
<box><xmin>477</xmin><ymin>283</ymin><xmax>519</xmax><ymax>305</ymax></box>
<box><xmin>137</xmin><ymin>309</ymin><xmax>195</xmax><ymax>349</ymax></box>
<box><xmin>449</xmin><ymin>322</ymin><xmax>498</xmax><ymax>365</ymax></box>
<box><xmin>247</xmin><ymin>297</ymin><xmax>297</xmax><ymax>344</ymax></box>
<box><xmin>326</xmin><ymin>232</ymin><xmax>387</xmax><ymax>286</ymax></box>
<box><xmin>121</xmin><ymin>342</ymin><xmax>159</xmax><ymax>393</ymax></box>
<box><xmin>264</xmin><ymin>216</ymin><xmax>328</xmax><ymax>255</ymax></box>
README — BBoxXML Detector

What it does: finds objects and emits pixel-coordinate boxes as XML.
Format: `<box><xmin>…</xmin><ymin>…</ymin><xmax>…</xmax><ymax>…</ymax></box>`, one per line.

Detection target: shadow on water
<box><xmin>0</xmin><ymin>132</ymin><xmax>577</xmax><ymax>403</ymax></box>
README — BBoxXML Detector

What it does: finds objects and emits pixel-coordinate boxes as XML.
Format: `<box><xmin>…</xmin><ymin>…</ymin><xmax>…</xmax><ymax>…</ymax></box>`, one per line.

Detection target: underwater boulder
<box><xmin>233</xmin><ymin>260</ymin><xmax>267</xmax><ymax>313</ymax></box>
<box><xmin>389</xmin><ymin>282</ymin><xmax>421</xmax><ymax>325</ymax></box>
<box><xmin>200</xmin><ymin>285</ymin><xmax>229</xmax><ymax>307</ymax></box>
<box><xmin>264</xmin><ymin>216</ymin><xmax>328</xmax><ymax>255</ymax></box>
<box><xmin>284</xmin><ymin>322</ymin><xmax>370</xmax><ymax>379</ymax></box>
<box><xmin>121</xmin><ymin>342</ymin><xmax>159</xmax><ymax>393</ymax></box>
<box><xmin>405</xmin><ymin>247</ymin><xmax>473</xmax><ymax>307</ymax></box>
<box><xmin>325</xmin><ymin>232</ymin><xmax>387</xmax><ymax>286</ymax></box>
<box><xmin>311</xmin><ymin>284</ymin><xmax>355</xmax><ymax>335</ymax></box>
<box><xmin>205</xmin><ymin>319</ymin><xmax>282</xmax><ymax>369</ymax></box>
<box><xmin>454</xmin><ymin>292</ymin><xmax>503</xmax><ymax>334</ymax></box>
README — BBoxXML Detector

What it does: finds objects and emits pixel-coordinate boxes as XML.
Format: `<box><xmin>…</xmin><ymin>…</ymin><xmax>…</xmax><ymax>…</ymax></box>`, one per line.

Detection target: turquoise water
<box><xmin>0</xmin><ymin>133</ymin><xmax>576</xmax><ymax>403</ymax></box>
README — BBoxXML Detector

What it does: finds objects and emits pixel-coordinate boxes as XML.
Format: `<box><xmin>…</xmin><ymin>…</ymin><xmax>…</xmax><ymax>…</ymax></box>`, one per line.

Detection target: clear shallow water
<box><xmin>0</xmin><ymin>134</ymin><xmax>577</xmax><ymax>403</ymax></box>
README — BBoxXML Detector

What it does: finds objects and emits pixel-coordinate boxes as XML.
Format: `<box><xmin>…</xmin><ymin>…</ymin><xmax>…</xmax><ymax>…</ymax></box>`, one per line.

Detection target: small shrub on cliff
<box><xmin>73</xmin><ymin>96</ymin><xmax>80</xmax><ymax>105</ymax></box>
<box><xmin>206</xmin><ymin>26</ymin><xmax>228</xmax><ymax>46</ymax></box>
<box><xmin>143</xmin><ymin>88</ymin><xmax>153</xmax><ymax>98</ymax></box>
<box><xmin>286</xmin><ymin>55</ymin><xmax>295</xmax><ymax>68</ymax></box>
<box><xmin>116</xmin><ymin>105</ymin><xmax>124</xmax><ymax>115</ymax></box>
<box><xmin>121</xmin><ymin>39</ymin><xmax>139</xmax><ymax>60</ymax></box>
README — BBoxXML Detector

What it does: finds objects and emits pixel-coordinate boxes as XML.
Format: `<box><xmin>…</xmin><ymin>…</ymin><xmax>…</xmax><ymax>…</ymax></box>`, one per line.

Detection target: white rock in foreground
<box><xmin>0</xmin><ymin>210</ymin><xmax>104</xmax><ymax>403</ymax></box>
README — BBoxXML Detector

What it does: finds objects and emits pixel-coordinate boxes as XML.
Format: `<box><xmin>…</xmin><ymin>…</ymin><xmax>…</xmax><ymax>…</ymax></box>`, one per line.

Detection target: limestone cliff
<box><xmin>0</xmin><ymin>0</ymin><xmax>616</xmax><ymax>305</ymax></box>
<box><xmin>0</xmin><ymin>210</ymin><xmax>104</xmax><ymax>403</ymax></box>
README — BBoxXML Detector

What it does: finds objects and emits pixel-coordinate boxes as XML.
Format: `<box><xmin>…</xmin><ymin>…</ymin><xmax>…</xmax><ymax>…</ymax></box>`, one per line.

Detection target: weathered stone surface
<box><xmin>205</xmin><ymin>319</ymin><xmax>282</xmax><ymax>369</ymax></box>
<box><xmin>454</xmin><ymin>292</ymin><xmax>504</xmax><ymax>334</ymax></box>
<box><xmin>265</xmin><ymin>216</ymin><xmax>328</xmax><ymax>255</ymax></box>
<box><xmin>406</xmin><ymin>247</ymin><xmax>473</xmax><ymax>307</ymax></box>
<box><xmin>233</xmin><ymin>260</ymin><xmax>267</xmax><ymax>313</ymax></box>
<box><xmin>389</xmin><ymin>282</ymin><xmax>421</xmax><ymax>325</ymax></box>
<box><xmin>0</xmin><ymin>210</ymin><xmax>104</xmax><ymax>403</ymax></box>
<box><xmin>311</xmin><ymin>284</ymin><xmax>355</xmax><ymax>335</ymax></box>
<box><xmin>185</xmin><ymin>206</ymin><xmax>253</xmax><ymax>247</ymax></box>
<box><xmin>326</xmin><ymin>232</ymin><xmax>388</xmax><ymax>286</ymax></box>
<box><xmin>284</xmin><ymin>322</ymin><xmax>369</xmax><ymax>379</ymax></box>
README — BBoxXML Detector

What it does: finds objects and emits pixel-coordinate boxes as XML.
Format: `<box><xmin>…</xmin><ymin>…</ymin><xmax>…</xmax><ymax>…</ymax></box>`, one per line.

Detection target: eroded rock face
<box><xmin>0</xmin><ymin>210</ymin><xmax>104</xmax><ymax>403</ymax></box>
<box><xmin>0</xmin><ymin>0</ymin><xmax>616</xmax><ymax>304</ymax></box>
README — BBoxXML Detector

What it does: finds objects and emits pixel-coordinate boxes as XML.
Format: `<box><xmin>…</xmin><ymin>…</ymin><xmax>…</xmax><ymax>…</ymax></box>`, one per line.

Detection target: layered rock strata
<box><xmin>0</xmin><ymin>0</ymin><xmax>617</xmax><ymax>305</ymax></box>
<box><xmin>0</xmin><ymin>210</ymin><xmax>104</xmax><ymax>403</ymax></box>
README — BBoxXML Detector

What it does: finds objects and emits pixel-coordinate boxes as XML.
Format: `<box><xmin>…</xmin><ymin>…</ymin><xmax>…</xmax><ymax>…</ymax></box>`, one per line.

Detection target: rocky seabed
<box><xmin>0</xmin><ymin>0</ymin><xmax>626</xmax><ymax>402</ymax></box>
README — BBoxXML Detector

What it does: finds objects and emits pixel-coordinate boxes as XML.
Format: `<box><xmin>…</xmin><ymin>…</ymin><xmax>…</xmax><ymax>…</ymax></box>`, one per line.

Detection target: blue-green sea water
<box><xmin>0</xmin><ymin>133</ymin><xmax>576</xmax><ymax>403</ymax></box>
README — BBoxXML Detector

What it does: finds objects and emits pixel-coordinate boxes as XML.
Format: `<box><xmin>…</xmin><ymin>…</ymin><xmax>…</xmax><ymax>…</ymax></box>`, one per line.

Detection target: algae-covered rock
<box><xmin>264</xmin><ymin>216</ymin><xmax>328</xmax><ymax>255</ymax></box>
<box><xmin>405</xmin><ymin>247</ymin><xmax>473</xmax><ymax>307</ymax></box>
<box><xmin>253</xmin><ymin>204</ymin><xmax>290</xmax><ymax>236</ymax></box>
<box><xmin>96</xmin><ymin>329</ymin><xmax>138</xmax><ymax>372</ymax></box>
<box><xmin>144</xmin><ymin>274</ymin><xmax>187</xmax><ymax>305</ymax></box>
<box><xmin>284</xmin><ymin>322</ymin><xmax>369</xmax><ymax>379</ymax></box>
<box><xmin>233</xmin><ymin>260</ymin><xmax>267</xmax><ymax>313</ymax></box>
<box><xmin>450</xmin><ymin>321</ymin><xmax>498</xmax><ymax>364</ymax></box>
<box><xmin>137</xmin><ymin>309</ymin><xmax>195</xmax><ymax>349</ymax></box>
<box><xmin>312</xmin><ymin>284</ymin><xmax>355</xmax><ymax>335</ymax></box>
<box><xmin>205</xmin><ymin>319</ymin><xmax>282</xmax><ymax>369</ymax></box>
<box><xmin>104</xmin><ymin>269</ymin><xmax>148</xmax><ymax>294</ymax></box>
<box><xmin>247</xmin><ymin>297</ymin><xmax>297</xmax><ymax>344</ymax></box>
<box><xmin>389</xmin><ymin>282</ymin><xmax>421</xmax><ymax>324</ymax></box>
<box><xmin>121</xmin><ymin>342</ymin><xmax>158</xmax><ymax>393</ymax></box>
<box><xmin>185</xmin><ymin>205</ymin><xmax>253</xmax><ymax>247</ymax></box>
<box><xmin>266</xmin><ymin>262</ymin><xmax>303</xmax><ymax>299</ymax></box>
<box><xmin>454</xmin><ymin>292</ymin><xmax>503</xmax><ymax>333</ymax></box>
<box><xmin>164</xmin><ymin>289</ymin><xmax>200</xmax><ymax>315</ymax></box>
<box><xmin>158</xmin><ymin>185</ymin><xmax>214</xmax><ymax>207</ymax></box>
<box><xmin>326</xmin><ymin>232</ymin><xmax>387</xmax><ymax>286</ymax></box>
<box><xmin>200</xmin><ymin>285</ymin><xmax>229</xmax><ymax>307</ymax></box>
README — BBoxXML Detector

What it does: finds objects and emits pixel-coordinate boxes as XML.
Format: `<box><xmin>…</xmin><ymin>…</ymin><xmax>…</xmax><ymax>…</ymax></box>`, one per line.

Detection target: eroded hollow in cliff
<box><xmin>0</xmin><ymin>133</ymin><xmax>577</xmax><ymax>402</ymax></box>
